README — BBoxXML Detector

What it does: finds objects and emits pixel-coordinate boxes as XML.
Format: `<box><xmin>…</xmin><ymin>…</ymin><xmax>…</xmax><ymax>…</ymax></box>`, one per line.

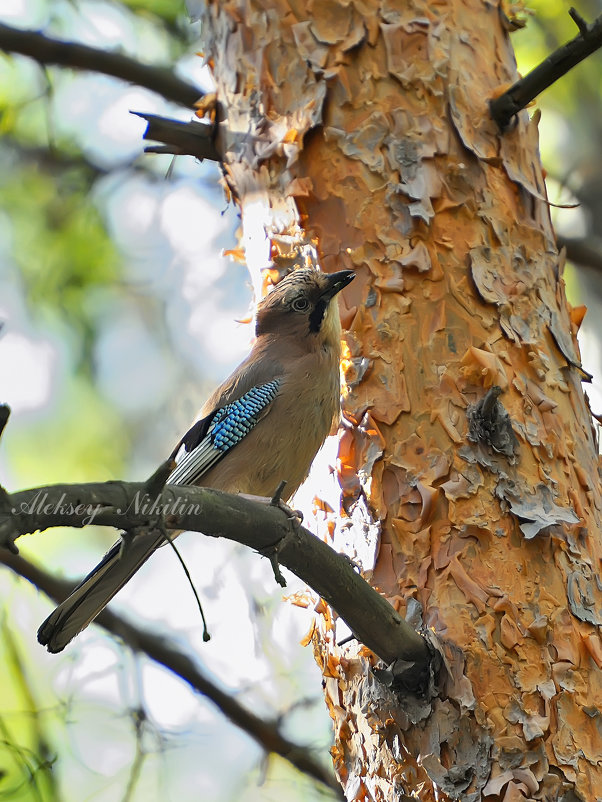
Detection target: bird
<box><xmin>38</xmin><ymin>267</ymin><xmax>355</xmax><ymax>653</ymax></box>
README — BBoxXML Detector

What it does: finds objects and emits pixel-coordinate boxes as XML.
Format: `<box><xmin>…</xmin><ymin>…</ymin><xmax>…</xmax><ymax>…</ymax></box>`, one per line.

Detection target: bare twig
<box><xmin>0</xmin><ymin>22</ymin><xmax>203</xmax><ymax>108</ymax></box>
<box><xmin>140</xmin><ymin>458</ymin><xmax>211</xmax><ymax>641</ymax></box>
<box><xmin>568</xmin><ymin>7</ymin><xmax>589</xmax><ymax>35</ymax></box>
<box><xmin>143</xmin><ymin>458</ymin><xmax>176</xmax><ymax>497</ymax></box>
<box><xmin>490</xmin><ymin>9</ymin><xmax>602</xmax><ymax>129</ymax></box>
<box><xmin>0</xmin><ymin>405</ymin><xmax>10</xmax><ymax>442</ymax></box>
<box><xmin>0</xmin><ymin>551</ymin><xmax>342</xmax><ymax>798</ymax></box>
<box><xmin>0</xmin><ymin>406</ymin><xmax>16</xmax><ymax>552</ymax></box>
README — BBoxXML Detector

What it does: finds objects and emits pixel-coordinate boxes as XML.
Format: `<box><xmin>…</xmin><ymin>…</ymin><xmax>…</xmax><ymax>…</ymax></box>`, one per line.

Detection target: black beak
<box><xmin>322</xmin><ymin>270</ymin><xmax>355</xmax><ymax>300</ymax></box>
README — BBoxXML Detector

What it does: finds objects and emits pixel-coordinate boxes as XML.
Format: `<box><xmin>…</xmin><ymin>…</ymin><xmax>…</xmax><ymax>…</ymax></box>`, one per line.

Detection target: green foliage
<box><xmin>8</xmin><ymin>375</ymin><xmax>129</xmax><ymax>488</ymax></box>
<box><xmin>119</xmin><ymin>0</ymin><xmax>189</xmax><ymax>24</ymax></box>
<box><xmin>1</xmin><ymin>165</ymin><xmax>121</xmax><ymax>367</ymax></box>
<box><xmin>0</xmin><ymin>621</ymin><xmax>58</xmax><ymax>802</ymax></box>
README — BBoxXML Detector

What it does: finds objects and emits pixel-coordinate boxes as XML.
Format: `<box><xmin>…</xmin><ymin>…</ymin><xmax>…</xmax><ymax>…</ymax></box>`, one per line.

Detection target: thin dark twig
<box><xmin>0</xmin><ymin>406</ymin><xmax>16</xmax><ymax>551</ymax></box>
<box><xmin>0</xmin><ymin>405</ymin><xmax>10</xmax><ymax>443</ymax></box>
<box><xmin>163</xmin><ymin>531</ymin><xmax>211</xmax><ymax>641</ymax></box>
<box><xmin>140</xmin><ymin>460</ymin><xmax>211</xmax><ymax>640</ymax></box>
<box><xmin>0</xmin><ymin>22</ymin><xmax>203</xmax><ymax>108</ymax></box>
<box><xmin>569</xmin><ymin>7</ymin><xmax>589</xmax><ymax>35</ymax></box>
<box><xmin>490</xmin><ymin>9</ymin><xmax>602</xmax><ymax>129</ymax></box>
<box><xmin>143</xmin><ymin>459</ymin><xmax>176</xmax><ymax>498</ymax></box>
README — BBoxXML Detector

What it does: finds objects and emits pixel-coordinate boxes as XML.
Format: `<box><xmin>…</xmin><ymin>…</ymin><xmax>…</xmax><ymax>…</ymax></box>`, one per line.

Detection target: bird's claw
<box><xmin>274</xmin><ymin>500</ymin><xmax>303</xmax><ymax>524</ymax></box>
<box><xmin>239</xmin><ymin>484</ymin><xmax>304</xmax><ymax>524</ymax></box>
<box><xmin>270</xmin><ymin>481</ymin><xmax>303</xmax><ymax>524</ymax></box>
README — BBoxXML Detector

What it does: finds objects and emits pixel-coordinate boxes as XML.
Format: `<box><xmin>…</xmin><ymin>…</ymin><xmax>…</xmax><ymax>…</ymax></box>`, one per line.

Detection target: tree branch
<box><xmin>490</xmin><ymin>8</ymin><xmax>602</xmax><ymax>129</ymax></box>
<box><xmin>0</xmin><ymin>22</ymin><xmax>204</xmax><ymax>108</ymax></box>
<box><xmin>0</xmin><ymin>478</ymin><xmax>432</xmax><ymax>683</ymax></box>
<box><xmin>559</xmin><ymin>234</ymin><xmax>602</xmax><ymax>273</ymax></box>
<box><xmin>0</xmin><ymin>405</ymin><xmax>9</xmax><ymax>441</ymax></box>
<box><xmin>0</xmin><ymin>551</ymin><xmax>342</xmax><ymax>798</ymax></box>
<box><xmin>133</xmin><ymin>112</ymin><xmax>220</xmax><ymax>161</ymax></box>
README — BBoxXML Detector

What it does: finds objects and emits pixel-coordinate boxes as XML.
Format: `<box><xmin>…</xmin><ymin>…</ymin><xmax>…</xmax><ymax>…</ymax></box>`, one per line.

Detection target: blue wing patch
<box><xmin>168</xmin><ymin>380</ymin><xmax>280</xmax><ymax>486</ymax></box>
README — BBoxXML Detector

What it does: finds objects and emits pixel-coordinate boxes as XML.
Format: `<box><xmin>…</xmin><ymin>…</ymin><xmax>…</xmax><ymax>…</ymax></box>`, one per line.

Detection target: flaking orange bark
<box><xmin>201</xmin><ymin>0</ymin><xmax>602</xmax><ymax>798</ymax></box>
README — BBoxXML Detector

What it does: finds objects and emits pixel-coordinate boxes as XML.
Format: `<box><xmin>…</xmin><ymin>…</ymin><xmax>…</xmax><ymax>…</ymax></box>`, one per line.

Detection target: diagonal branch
<box><xmin>0</xmin><ymin>478</ymin><xmax>432</xmax><ymax>683</ymax></box>
<box><xmin>0</xmin><ymin>551</ymin><xmax>342</xmax><ymax>798</ymax></box>
<box><xmin>490</xmin><ymin>8</ymin><xmax>602</xmax><ymax>129</ymax></box>
<box><xmin>559</xmin><ymin>234</ymin><xmax>602</xmax><ymax>273</ymax></box>
<box><xmin>0</xmin><ymin>22</ymin><xmax>204</xmax><ymax>108</ymax></box>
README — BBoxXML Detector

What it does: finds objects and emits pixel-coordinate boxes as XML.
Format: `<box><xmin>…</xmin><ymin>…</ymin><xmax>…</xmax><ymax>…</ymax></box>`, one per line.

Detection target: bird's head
<box><xmin>255</xmin><ymin>268</ymin><xmax>354</xmax><ymax>345</ymax></box>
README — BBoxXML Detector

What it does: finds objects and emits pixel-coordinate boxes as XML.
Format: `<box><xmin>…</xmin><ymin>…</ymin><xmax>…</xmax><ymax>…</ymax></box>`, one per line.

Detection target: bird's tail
<box><xmin>37</xmin><ymin>531</ymin><xmax>164</xmax><ymax>653</ymax></box>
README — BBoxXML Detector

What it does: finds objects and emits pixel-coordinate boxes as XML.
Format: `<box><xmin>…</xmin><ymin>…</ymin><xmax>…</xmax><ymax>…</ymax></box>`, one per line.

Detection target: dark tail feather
<box><xmin>37</xmin><ymin>532</ymin><xmax>164</xmax><ymax>653</ymax></box>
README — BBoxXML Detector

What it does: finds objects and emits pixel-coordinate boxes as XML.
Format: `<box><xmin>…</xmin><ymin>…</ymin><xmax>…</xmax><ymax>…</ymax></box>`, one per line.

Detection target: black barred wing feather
<box><xmin>168</xmin><ymin>380</ymin><xmax>280</xmax><ymax>486</ymax></box>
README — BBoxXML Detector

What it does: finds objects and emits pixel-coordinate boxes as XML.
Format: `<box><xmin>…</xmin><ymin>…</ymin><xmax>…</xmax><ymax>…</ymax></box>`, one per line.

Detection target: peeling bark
<box><xmin>200</xmin><ymin>1</ymin><xmax>602</xmax><ymax>799</ymax></box>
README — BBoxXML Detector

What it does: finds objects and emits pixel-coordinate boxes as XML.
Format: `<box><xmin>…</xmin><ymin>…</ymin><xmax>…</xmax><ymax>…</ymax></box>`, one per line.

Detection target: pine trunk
<box><xmin>200</xmin><ymin>1</ymin><xmax>602</xmax><ymax>799</ymax></box>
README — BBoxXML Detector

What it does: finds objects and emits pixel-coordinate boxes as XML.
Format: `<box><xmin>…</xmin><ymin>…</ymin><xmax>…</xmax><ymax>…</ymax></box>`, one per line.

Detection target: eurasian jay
<box><xmin>38</xmin><ymin>267</ymin><xmax>355</xmax><ymax>652</ymax></box>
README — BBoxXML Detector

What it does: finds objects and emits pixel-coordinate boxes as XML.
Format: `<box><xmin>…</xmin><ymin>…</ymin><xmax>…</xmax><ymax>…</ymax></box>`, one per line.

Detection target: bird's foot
<box><xmin>239</xmin><ymin>481</ymin><xmax>304</xmax><ymax>525</ymax></box>
<box><xmin>240</xmin><ymin>482</ymin><xmax>306</xmax><ymax>589</ymax></box>
<box><xmin>270</xmin><ymin>480</ymin><xmax>304</xmax><ymax>524</ymax></box>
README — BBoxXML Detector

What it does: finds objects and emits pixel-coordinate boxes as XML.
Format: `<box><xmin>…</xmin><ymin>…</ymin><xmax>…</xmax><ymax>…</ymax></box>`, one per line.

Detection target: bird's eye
<box><xmin>291</xmin><ymin>297</ymin><xmax>310</xmax><ymax>312</ymax></box>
